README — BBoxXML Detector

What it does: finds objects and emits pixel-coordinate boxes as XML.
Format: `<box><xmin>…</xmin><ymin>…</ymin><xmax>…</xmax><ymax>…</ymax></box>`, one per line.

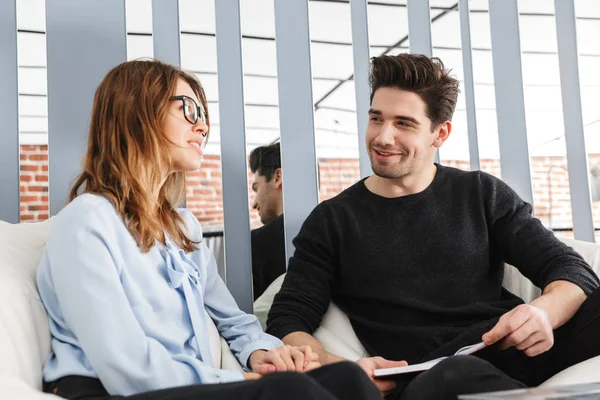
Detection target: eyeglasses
<box><xmin>169</xmin><ymin>95</ymin><xmax>207</xmax><ymax>125</ymax></box>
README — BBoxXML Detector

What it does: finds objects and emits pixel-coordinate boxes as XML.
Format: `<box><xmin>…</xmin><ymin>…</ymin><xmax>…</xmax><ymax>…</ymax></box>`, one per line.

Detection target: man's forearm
<box><xmin>281</xmin><ymin>331</ymin><xmax>346</xmax><ymax>365</ymax></box>
<box><xmin>531</xmin><ymin>280</ymin><xmax>587</xmax><ymax>329</ymax></box>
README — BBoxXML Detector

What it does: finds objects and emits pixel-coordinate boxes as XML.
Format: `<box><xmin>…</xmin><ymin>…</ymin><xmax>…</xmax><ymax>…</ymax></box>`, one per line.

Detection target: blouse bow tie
<box><xmin>160</xmin><ymin>240</ymin><xmax>214</xmax><ymax>366</ymax></box>
<box><xmin>162</xmin><ymin>242</ymin><xmax>201</xmax><ymax>290</ymax></box>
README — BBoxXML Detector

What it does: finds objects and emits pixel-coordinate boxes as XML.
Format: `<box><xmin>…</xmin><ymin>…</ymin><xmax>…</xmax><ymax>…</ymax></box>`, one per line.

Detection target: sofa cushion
<box><xmin>254</xmin><ymin>276</ymin><xmax>366</xmax><ymax>361</ymax></box>
<box><xmin>0</xmin><ymin>375</ymin><xmax>58</xmax><ymax>400</ymax></box>
<box><xmin>0</xmin><ymin>219</ymin><xmax>53</xmax><ymax>391</ymax></box>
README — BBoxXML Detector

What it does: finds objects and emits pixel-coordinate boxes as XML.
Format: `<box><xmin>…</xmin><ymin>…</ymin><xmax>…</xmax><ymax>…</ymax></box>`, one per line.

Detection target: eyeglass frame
<box><xmin>169</xmin><ymin>95</ymin><xmax>207</xmax><ymax>126</ymax></box>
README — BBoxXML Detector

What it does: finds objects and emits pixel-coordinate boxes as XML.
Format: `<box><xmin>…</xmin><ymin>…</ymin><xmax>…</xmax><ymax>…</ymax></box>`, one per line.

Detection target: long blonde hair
<box><xmin>69</xmin><ymin>59</ymin><xmax>210</xmax><ymax>253</ymax></box>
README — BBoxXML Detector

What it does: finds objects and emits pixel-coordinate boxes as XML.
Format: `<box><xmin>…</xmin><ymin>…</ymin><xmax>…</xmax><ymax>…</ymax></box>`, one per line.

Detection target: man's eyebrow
<box><xmin>395</xmin><ymin>116</ymin><xmax>420</xmax><ymax>126</ymax></box>
<box><xmin>368</xmin><ymin>109</ymin><xmax>420</xmax><ymax>125</ymax></box>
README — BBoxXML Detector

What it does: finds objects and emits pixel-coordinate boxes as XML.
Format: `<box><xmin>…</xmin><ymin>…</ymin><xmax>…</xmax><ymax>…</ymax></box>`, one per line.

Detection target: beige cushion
<box><xmin>313</xmin><ymin>303</ymin><xmax>368</xmax><ymax>361</ymax></box>
<box><xmin>254</xmin><ymin>236</ymin><xmax>600</xmax><ymax>384</ymax></box>
<box><xmin>254</xmin><ymin>274</ymin><xmax>286</xmax><ymax>331</ymax></box>
<box><xmin>255</xmin><ymin>280</ymin><xmax>368</xmax><ymax>360</ymax></box>
<box><xmin>0</xmin><ymin>219</ymin><xmax>240</xmax><ymax>398</ymax></box>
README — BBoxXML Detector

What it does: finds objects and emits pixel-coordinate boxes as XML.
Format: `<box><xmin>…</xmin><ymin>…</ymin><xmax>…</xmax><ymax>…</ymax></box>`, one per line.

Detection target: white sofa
<box><xmin>1</xmin><ymin>219</ymin><xmax>600</xmax><ymax>399</ymax></box>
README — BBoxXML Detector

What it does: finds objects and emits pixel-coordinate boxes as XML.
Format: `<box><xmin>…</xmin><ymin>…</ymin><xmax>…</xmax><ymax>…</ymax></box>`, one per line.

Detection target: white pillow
<box><xmin>0</xmin><ymin>219</ymin><xmax>53</xmax><ymax>391</ymax></box>
<box><xmin>254</xmin><ymin>274</ymin><xmax>286</xmax><ymax>331</ymax></box>
<box><xmin>253</xmin><ymin>274</ymin><xmax>367</xmax><ymax>361</ymax></box>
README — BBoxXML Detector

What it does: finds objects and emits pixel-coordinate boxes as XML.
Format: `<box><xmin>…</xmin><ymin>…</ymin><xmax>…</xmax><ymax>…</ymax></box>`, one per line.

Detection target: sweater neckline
<box><xmin>357</xmin><ymin>163</ymin><xmax>444</xmax><ymax>204</ymax></box>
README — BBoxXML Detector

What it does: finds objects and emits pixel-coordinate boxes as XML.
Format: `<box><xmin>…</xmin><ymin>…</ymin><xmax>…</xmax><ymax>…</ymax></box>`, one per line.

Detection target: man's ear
<box><xmin>274</xmin><ymin>168</ymin><xmax>283</xmax><ymax>189</ymax></box>
<box><xmin>433</xmin><ymin>121</ymin><xmax>452</xmax><ymax>148</ymax></box>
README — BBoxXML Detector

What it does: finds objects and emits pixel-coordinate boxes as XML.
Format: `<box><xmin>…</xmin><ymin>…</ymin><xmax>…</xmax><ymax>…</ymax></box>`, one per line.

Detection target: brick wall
<box><xmin>185</xmin><ymin>155</ymin><xmax>227</xmax><ymax>226</ymax></box>
<box><xmin>19</xmin><ymin>145</ymin><xmax>49</xmax><ymax>222</ymax></box>
<box><xmin>17</xmin><ymin>145</ymin><xmax>600</xmax><ymax>241</ymax></box>
<box><xmin>319</xmin><ymin>158</ymin><xmax>362</xmax><ymax>202</ymax></box>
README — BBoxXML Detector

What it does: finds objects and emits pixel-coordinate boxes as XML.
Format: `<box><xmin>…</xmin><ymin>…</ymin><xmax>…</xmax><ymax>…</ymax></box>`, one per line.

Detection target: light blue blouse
<box><xmin>37</xmin><ymin>193</ymin><xmax>282</xmax><ymax>396</ymax></box>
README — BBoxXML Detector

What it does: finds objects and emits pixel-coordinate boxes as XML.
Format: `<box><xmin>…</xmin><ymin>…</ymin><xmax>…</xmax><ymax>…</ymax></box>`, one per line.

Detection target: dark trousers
<box><xmin>387</xmin><ymin>287</ymin><xmax>600</xmax><ymax>400</ymax></box>
<box><xmin>44</xmin><ymin>361</ymin><xmax>381</xmax><ymax>400</ymax></box>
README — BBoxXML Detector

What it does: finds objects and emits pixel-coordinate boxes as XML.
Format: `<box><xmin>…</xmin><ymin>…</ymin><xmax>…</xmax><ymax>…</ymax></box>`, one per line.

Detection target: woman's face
<box><xmin>164</xmin><ymin>79</ymin><xmax>209</xmax><ymax>173</ymax></box>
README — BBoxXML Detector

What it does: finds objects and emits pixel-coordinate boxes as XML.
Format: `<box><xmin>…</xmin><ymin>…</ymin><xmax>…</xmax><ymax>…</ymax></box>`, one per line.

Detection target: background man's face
<box><xmin>251</xmin><ymin>169</ymin><xmax>282</xmax><ymax>225</ymax></box>
<box><xmin>366</xmin><ymin>87</ymin><xmax>438</xmax><ymax>180</ymax></box>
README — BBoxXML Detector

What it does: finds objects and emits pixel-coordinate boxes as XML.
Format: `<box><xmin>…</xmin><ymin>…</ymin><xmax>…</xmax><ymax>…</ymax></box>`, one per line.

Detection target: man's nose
<box><xmin>378</xmin><ymin>123</ymin><xmax>396</xmax><ymax>145</ymax></box>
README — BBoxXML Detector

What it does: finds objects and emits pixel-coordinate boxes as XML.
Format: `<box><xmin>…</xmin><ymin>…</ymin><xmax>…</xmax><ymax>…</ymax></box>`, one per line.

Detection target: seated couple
<box><xmin>38</xmin><ymin>54</ymin><xmax>600</xmax><ymax>400</ymax></box>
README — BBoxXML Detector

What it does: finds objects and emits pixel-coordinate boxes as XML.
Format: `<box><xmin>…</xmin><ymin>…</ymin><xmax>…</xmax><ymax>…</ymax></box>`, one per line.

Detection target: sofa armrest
<box><xmin>540</xmin><ymin>355</ymin><xmax>600</xmax><ymax>387</ymax></box>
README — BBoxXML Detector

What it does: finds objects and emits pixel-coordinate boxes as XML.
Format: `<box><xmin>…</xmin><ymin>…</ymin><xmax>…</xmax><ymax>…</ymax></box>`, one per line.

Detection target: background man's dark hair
<box><xmin>369</xmin><ymin>53</ymin><xmax>459</xmax><ymax>128</ymax></box>
<box><xmin>249</xmin><ymin>142</ymin><xmax>281</xmax><ymax>182</ymax></box>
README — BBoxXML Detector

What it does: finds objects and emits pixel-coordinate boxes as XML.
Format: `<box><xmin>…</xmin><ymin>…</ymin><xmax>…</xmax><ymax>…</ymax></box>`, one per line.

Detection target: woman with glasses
<box><xmin>36</xmin><ymin>60</ymin><xmax>381</xmax><ymax>400</ymax></box>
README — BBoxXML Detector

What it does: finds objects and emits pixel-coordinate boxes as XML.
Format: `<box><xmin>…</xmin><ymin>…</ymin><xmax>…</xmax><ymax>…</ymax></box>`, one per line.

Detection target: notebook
<box><xmin>373</xmin><ymin>341</ymin><xmax>488</xmax><ymax>377</ymax></box>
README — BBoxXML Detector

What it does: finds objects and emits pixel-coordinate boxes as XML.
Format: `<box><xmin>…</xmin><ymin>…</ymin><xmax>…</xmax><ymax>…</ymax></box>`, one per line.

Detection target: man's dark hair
<box><xmin>249</xmin><ymin>142</ymin><xmax>281</xmax><ymax>182</ymax></box>
<box><xmin>369</xmin><ymin>53</ymin><xmax>459</xmax><ymax>128</ymax></box>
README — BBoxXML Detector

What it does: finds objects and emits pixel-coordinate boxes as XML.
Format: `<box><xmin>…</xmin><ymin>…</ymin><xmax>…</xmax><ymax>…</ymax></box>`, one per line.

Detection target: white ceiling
<box><xmin>14</xmin><ymin>0</ymin><xmax>600</xmax><ymax>161</ymax></box>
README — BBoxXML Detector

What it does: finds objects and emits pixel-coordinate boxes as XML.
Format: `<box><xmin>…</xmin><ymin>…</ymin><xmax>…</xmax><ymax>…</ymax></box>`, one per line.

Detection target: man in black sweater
<box><xmin>266</xmin><ymin>53</ymin><xmax>600</xmax><ymax>399</ymax></box>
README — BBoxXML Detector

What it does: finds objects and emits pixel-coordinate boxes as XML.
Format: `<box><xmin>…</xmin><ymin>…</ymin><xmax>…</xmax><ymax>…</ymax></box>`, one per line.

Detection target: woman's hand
<box><xmin>249</xmin><ymin>345</ymin><xmax>321</xmax><ymax>374</ymax></box>
<box><xmin>242</xmin><ymin>372</ymin><xmax>262</xmax><ymax>380</ymax></box>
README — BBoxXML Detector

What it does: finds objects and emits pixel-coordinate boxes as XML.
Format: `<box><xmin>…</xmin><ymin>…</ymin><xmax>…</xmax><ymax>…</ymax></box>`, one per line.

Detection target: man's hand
<box><xmin>297</xmin><ymin>345</ymin><xmax>322</xmax><ymax>372</ymax></box>
<box><xmin>357</xmin><ymin>356</ymin><xmax>408</xmax><ymax>395</ymax></box>
<box><xmin>483</xmin><ymin>303</ymin><xmax>554</xmax><ymax>357</ymax></box>
<box><xmin>249</xmin><ymin>345</ymin><xmax>320</xmax><ymax>374</ymax></box>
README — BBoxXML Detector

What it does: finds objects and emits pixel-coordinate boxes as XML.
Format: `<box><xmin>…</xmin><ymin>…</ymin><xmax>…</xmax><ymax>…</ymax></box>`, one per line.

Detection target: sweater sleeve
<box><xmin>266</xmin><ymin>203</ymin><xmax>337</xmax><ymax>339</ymax></box>
<box><xmin>482</xmin><ymin>172</ymin><xmax>599</xmax><ymax>295</ymax></box>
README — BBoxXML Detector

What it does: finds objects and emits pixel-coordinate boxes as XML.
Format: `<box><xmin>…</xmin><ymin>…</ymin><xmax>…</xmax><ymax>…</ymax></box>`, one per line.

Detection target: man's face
<box><xmin>366</xmin><ymin>87</ymin><xmax>441</xmax><ymax>180</ymax></box>
<box><xmin>251</xmin><ymin>169</ymin><xmax>283</xmax><ymax>225</ymax></box>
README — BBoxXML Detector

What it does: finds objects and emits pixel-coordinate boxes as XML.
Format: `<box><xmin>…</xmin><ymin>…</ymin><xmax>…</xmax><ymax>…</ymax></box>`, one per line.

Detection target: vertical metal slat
<box><xmin>274</xmin><ymin>0</ymin><xmax>320</xmax><ymax>261</ymax></box>
<box><xmin>152</xmin><ymin>0</ymin><xmax>181</xmax><ymax>66</ymax></box>
<box><xmin>0</xmin><ymin>0</ymin><xmax>20</xmax><ymax>223</ymax></box>
<box><xmin>350</xmin><ymin>0</ymin><xmax>373</xmax><ymax>179</ymax></box>
<box><xmin>407</xmin><ymin>0</ymin><xmax>439</xmax><ymax>164</ymax></box>
<box><xmin>46</xmin><ymin>0</ymin><xmax>127</xmax><ymax>215</ymax></box>
<box><xmin>458</xmin><ymin>0</ymin><xmax>481</xmax><ymax>171</ymax></box>
<box><xmin>488</xmin><ymin>0</ymin><xmax>534</xmax><ymax>204</ymax></box>
<box><xmin>215</xmin><ymin>0</ymin><xmax>254</xmax><ymax>311</ymax></box>
<box><xmin>554</xmin><ymin>0</ymin><xmax>595</xmax><ymax>242</ymax></box>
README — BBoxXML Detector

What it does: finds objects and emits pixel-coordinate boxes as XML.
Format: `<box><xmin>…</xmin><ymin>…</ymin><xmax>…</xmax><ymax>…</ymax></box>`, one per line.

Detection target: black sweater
<box><xmin>251</xmin><ymin>214</ymin><xmax>287</xmax><ymax>300</ymax></box>
<box><xmin>266</xmin><ymin>165</ymin><xmax>599</xmax><ymax>364</ymax></box>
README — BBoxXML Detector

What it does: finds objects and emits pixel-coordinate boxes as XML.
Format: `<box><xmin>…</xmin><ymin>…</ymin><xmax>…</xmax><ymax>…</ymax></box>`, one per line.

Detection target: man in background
<box><xmin>249</xmin><ymin>142</ymin><xmax>286</xmax><ymax>299</ymax></box>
